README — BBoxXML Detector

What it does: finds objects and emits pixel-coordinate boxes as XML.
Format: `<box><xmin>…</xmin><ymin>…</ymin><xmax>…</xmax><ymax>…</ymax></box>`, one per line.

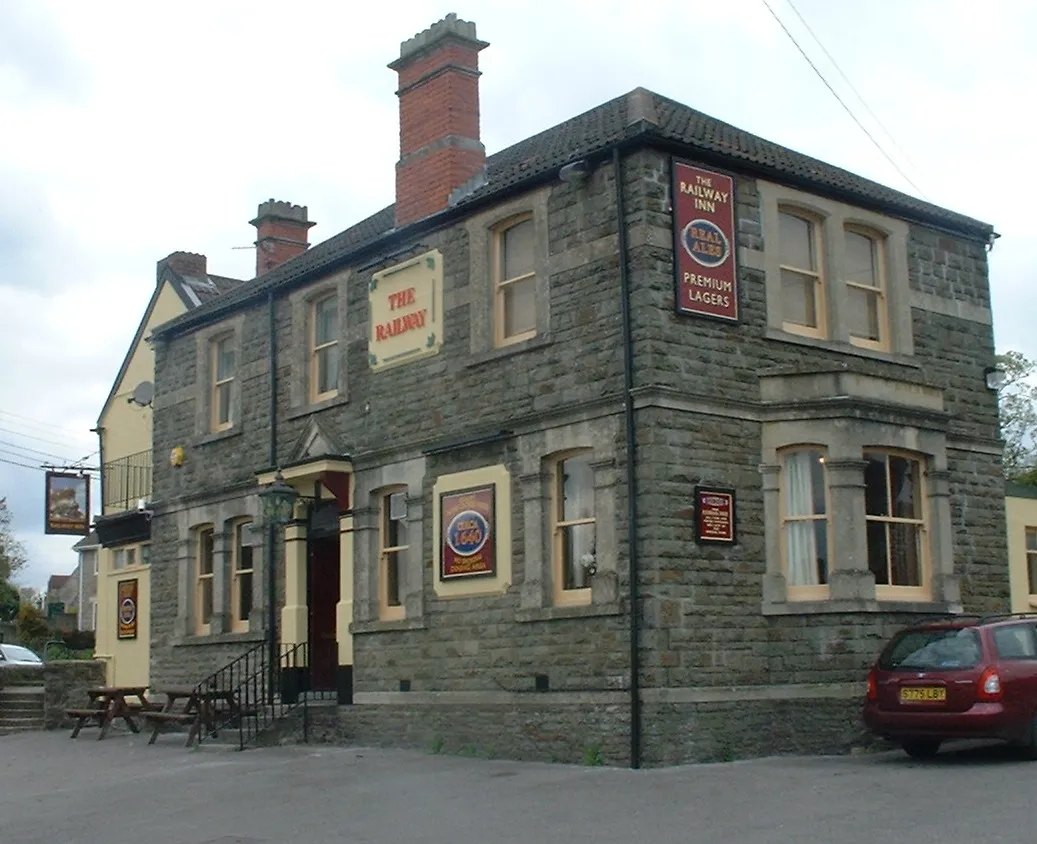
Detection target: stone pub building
<box><xmin>147</xmin><ymin>14</ymin><xmax>1007</xmax><ymax>765</ymax></box>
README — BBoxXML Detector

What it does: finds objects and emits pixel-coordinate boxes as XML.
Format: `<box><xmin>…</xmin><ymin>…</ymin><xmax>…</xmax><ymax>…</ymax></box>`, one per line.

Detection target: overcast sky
<box><xmin>1</xmin><ymin>0</ymin><xmax>1034</xmax><ymax>591</ymax></box>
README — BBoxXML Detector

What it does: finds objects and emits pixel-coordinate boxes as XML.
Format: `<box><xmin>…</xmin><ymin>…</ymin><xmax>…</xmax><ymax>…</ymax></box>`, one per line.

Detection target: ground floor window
<box><xmin>780</xmin><ymin>447</ymin><xmax>829</xmax><ymax>595</ymax></box>
<box><xmin>551</xmin><ymin>451</ymin><xmax>596</xmax><ymax>605</ymax></box>
<box><xmin>195</xmin><ymin>526</ymin><xmax>214</xmax><ymax>634</ymax></box>
<box><xmin>864</xmin><ymin>451</ymin><xmax>926</xmax><ymax>589</ymax></box>
<box><xmin>379</xmin><ymin>489</ymin><xmax>407</xmax><ymax>620</ymax></box>
<box><xmin>231</xmin><ymin>520</ymin><xmax>253</xmax><ymax>632</ymax></box>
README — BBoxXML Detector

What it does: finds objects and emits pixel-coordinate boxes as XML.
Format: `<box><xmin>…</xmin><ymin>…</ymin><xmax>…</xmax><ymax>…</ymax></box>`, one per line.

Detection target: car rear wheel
<box><xmin>902</xmin><ymin>739</ymin><xmax>941</xmax><ymax>759</ymax></box>
<box><xmin>1017</xmin><ymin>714</ymin><xmax>1037</xmax><ymax>760</ymax></box>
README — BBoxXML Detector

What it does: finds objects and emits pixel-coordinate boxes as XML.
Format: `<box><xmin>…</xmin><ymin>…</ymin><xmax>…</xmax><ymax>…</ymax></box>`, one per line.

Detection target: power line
<box><xmin>0</xmin><ymin>408</ymin><xmax>90</xmax><ymax>438</ymax></box>
<box><xmin>759</xmin><ymin>0</ymin><xmax>930</xmax><ymax>200</ymax></box>
<box><xmin>0</xmin><ymin>425</ymin><xmax>92</xmax><ymax>452</ymax></box>
<box><xmin>779</xmin><ymin>0</ymin><xmax>926</xmax><ymax>188</ymax></box>
<box><xmin>0</xmin><ymin>438</ymin><xmax>71</xmax><ymax>463</ymax></box>
<box><xmin>0</xmin><ymin>455</ymin><xmax>45</xmax><ymax>472</ymax></box>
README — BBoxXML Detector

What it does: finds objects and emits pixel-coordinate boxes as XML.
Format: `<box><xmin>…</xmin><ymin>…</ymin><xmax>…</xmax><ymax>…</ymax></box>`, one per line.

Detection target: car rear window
<box><xmin>879</xmin><ymin>627</ymin><xmax>983</xmax><ymax>670</ymax></box>
<box><xmin>993</xmin><ymin>625</ymin><xmax>1037</xmax><ymax>659</ymax></box>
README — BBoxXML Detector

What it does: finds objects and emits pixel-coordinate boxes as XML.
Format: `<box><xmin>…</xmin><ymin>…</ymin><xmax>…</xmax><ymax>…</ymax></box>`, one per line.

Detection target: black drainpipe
<box><xmin>266</xmin><ymin>290</ymin><xmax>278</xmax><ymax>702</ymax></box>
<box><xmin>614</xmin><ymin>146</ymin><xmax>641</xmax><ymax>769</ymax></box>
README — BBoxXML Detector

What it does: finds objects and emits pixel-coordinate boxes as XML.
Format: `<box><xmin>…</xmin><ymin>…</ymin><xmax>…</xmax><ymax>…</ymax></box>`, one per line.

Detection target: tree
<box><xmin>0</xmin><ymin>579</ymin><xmax>18</xmax><ymax>623</ymax></box>
<box><xmin>14</xmin><ymin>603</ymin><xmax>49</xmax><ymax>646</ymax></box>
<box><xmin>997</xmin><ymin>350</ymin><xmax>1037</xmax><ymax>483</ymax></box>
<box><xmin>0</xmin><ymin>498</ymin><xmax>27</xmax><ymax>583</ymax></box>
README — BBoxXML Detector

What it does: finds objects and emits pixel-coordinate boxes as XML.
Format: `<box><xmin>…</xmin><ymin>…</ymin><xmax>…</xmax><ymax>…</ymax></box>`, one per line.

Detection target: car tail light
<box><xmin>978</xmin><ymin>666</ymin><xmax>1003</xmax><ymax>701</ymax></box>
<box><xmin>867</xmin><ymin>668</ymin><xmax>878</xmax><ymax>701</ymax></box>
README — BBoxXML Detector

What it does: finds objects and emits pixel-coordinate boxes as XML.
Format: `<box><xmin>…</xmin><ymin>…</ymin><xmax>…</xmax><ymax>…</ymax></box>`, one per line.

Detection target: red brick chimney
<box><xmin>157</xmin><ymin>251</ymin><xmax>207</xmax><ymax>281</ymax></box>
<box><xmin>250</xmin><ymin>200</ymin><xmax>316</xmax><ymax>277</ymax></box>
<box><xmin>389</xmin><ymin>13</ymin><xmax>489</xmax><ymax>228</ymax></box>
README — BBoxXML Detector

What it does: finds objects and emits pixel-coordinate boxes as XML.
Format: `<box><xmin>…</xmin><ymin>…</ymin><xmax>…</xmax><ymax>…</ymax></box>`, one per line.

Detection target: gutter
<box><xmin>613</xmin><ymin>146</ymin><xmax>642</xmax><ymax>770</ymax></box>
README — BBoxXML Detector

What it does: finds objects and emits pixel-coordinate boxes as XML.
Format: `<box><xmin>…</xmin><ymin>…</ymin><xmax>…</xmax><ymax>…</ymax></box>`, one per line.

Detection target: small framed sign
<box><xmin>117</xmin><ymin>579</ymin><xmax>138</xmax><ymax>640</ymax></box>
<box><xmin>439</xmin><ymin>484</ymin><xmax>496</xmax><ymax>580</ymax></box>
<box><xmin>693</xmin><ymin>486</ymin><xmax>737</xmax><ymax>545</ymax></box>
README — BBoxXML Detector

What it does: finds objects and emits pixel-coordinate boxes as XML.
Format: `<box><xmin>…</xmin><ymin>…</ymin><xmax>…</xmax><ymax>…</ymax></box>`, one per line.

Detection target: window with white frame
<box><xmin>494</xmin><ymin>215</ymin><xmax>537</xmax><ymax>346</ymax></box>
<box><xmin>211</xmin><ymin>335</ymin><xmax>235</xmax><ymax>431</ymax></box>
<box><xmin>112</xmin><ymin>542</ymin><xmax>149</xmax><ymax>570</ymax></box>
<box><xmin>780</xmin><ymin>448</ymin><xmax>829</xmax><ymax>593</ymax></box>
<box><xmin>864</xmin><ymin>451</ymin><xmax>927</xmax><ymax>591</ymax></box>
<box><xmin>761</xmin><ymin>181</ymin><xmax>915</xmax><ymax>356</ymax></box>
<box><xmin>778</xmin><ymin>209</ymin><xmax>826</xmax><ymax>338</ymax></box>
<box><xmin>231</xmin><ymin>520</ymin><xmax>253</xmax><ymax>632</ymax></box>
<box><xmin>844</xmin><ymin>227</ymin><xmax>888</xmax><ymax>350</ymax></box>
<box><xmin>379</xmin><ymin>490</ymin><xmax>407</xmax><ymax>620</ymax></box>
<box><xmin>310</xmin><ymin>294</ymin><xmax>339</xmax><ymax>402</ymax></box>
<box><xmin>195</xmin><ymin>526</ymin><xmax>215</xmax><ymax>634</ymax></box>
<box><xmin>551</xmin><ymin>451</ymin><xmax>596</xmax><ymax>605</ymax></box>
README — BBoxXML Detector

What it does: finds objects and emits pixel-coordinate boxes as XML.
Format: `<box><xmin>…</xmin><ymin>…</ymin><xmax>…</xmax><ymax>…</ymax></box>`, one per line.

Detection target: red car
<box><xmin>863</xmin><ymin>614</ymin><xmax>1037</xmax><ymax>759</ymax></box>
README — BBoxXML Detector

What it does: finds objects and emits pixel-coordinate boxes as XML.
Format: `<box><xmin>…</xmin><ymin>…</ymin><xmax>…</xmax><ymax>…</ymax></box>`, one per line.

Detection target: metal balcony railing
<box><xmin>102</xmin><ymin>450</ymin><xmax>152</xmax><ymax>512</ymax></box>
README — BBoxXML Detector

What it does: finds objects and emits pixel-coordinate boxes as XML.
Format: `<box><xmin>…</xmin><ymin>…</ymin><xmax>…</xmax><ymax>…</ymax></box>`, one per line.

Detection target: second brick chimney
<box><xmin>389</xmin><ymin>13</ymin><xmax>489</xmax><ymax>228</ymax></box>
<box><xmin>158</xmin><ymin>251</ymin><xmax>207</xmax><ymax>280</ymax></box>
<box><xmin>250</xmin><ymin>200</ymin><xmax>316</xmax><ymax>277</ymax></box>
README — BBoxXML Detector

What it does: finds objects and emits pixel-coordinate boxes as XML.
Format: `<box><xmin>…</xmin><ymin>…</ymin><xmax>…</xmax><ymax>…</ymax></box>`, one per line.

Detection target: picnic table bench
<box><xmin>66</xmin><ymin>686</ymin><xmax>158</xmax><ymax>740</ymax></box>
<box><xmin>142</xmin><ymin>686</ymin><xmax>252</xmax><ymax>747</ymax></box>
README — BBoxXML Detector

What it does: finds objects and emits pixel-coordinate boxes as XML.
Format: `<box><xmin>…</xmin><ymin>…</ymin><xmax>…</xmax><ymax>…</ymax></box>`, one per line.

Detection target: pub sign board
<box><xmin>44</xmin><ymin>471</ymin><xmax>91</xmax><ymax>536</ymax></box>
<box><xmin>439</xmin><ymin>485</ymin><xmax>496</xmax><ymax>580</ymax></box>
<box><xmin>117</xmin><ymin>578</ymin><xmax>138</xmax><ymax>640</ymax></box>
<box><xmin>671</xmin><ymin>159</ymin><xmax>739</xmax><ymax>322</ymax></box>
<box><xmin>694</xmin><ymin>486</ymin><xmax>737</xmax><ymax>545</ymax></box>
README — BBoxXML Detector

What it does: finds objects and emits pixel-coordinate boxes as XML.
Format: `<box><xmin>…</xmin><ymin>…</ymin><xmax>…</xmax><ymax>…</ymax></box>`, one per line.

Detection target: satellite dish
<box><xmin>129</xmin><ymin>381</ymin><xmax>154</xmax><ymax>407</ymax></box>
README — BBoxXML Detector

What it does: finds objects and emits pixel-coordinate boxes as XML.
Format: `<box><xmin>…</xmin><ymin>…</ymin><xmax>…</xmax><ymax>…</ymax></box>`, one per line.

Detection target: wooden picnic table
<box><xmin>66</xmin><ymin>686</ymin><xmax>158</xmax><ymax>740</ymax></box>
<box><xmin>144</xmin><ymin>686</ymin><xmax>249</xmax><ymax>747</ymax></box>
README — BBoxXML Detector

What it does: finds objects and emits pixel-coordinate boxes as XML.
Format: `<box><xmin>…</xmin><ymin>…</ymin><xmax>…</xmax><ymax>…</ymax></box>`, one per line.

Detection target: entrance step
<box><xmin>0</xmin><ymin>686</ymin><xmax>45</xmax><ymax>731</ymax></box>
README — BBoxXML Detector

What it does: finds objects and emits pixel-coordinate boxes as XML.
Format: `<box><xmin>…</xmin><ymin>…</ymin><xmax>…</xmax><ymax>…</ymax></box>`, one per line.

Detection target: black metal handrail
<box><xmin>193</xmin><ymin>641</ymin><xmax>312</xmax><ymax>751</ymax></box>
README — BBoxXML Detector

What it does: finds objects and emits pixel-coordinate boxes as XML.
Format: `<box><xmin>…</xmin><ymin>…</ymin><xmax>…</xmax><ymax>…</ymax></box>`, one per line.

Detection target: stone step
<box><xmin>0</xmin><ymin>717</ymin><xmax>45</xmax><ymax>731</ymax></box>
<box><xmin>0</xmin><ymin>686</ymin><xmax>45</xmax><ymax>695</ymax></box>
<box><xmin>0</xmin><ymin>700</ymin><xmax>45</xmax><ymax>714</ymax></box>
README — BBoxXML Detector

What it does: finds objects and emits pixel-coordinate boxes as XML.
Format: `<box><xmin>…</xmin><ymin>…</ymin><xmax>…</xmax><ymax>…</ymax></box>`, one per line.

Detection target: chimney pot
<box><xmin>390</xmin><ymin>14</ymin><xmax>489</xmax><ymax>228</ymax></box>
<box><xmin>249</xmin><ymin>200</ymin><xmax>316</xmax><ymax>277</ymax></box>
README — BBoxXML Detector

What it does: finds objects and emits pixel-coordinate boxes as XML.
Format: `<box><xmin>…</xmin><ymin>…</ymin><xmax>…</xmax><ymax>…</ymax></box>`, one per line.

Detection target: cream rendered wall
<box><xmin>94</xmin><ymin>279</ymin><xmax>188</xmax><ymax>687</ymax></box>
<box><xmin>1007</xmin><ymin>493</ymin><xmax>1037</xmax><ymax>613</ymax></box>
<box><xmin>99</xmin><ymin>279</ymin><xmax>186</xmax><ymax>483</ymax></box>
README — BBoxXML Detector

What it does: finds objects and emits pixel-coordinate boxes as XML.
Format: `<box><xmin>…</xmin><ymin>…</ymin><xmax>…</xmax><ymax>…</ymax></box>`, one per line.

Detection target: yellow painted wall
<box><xmin>99</xmin><ymin>279</ymin><xmax>186</xmax><ymax>501</ymax></box>
<box><xmin>94</xmin><ymin>279</ymin><xmax>186</xmax><ymax>688</ymax></box>
<box><xmin>1007</xmin><ymin>492</ymin><xmax>1037</xmax><ymax>613</ymax></box>
<box><xmin>93</xmin><ymin>549</ymin><xmax>151</xmax><ymax>687</ymax></box>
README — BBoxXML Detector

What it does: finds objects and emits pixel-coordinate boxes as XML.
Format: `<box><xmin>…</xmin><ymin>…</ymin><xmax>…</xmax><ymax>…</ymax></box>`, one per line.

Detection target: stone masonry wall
<box><xmin>151</xmin><ymin>161</ymin><xmax>634</xmax><ymax>697</ymax></box>
<box><xmin>150</xmin><ymin>145</ymin><xmax>1006</xmax><ymax>763</ymax></box>
<box><xmin>621</xmin><ymin>147</ymin><xmax>1007</xmax><ymax>760</ymax></box>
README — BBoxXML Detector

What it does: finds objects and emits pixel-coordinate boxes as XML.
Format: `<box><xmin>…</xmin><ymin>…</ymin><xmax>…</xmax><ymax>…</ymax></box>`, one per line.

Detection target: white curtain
<box><xmin>785</xmin><ymin>452</ymin><xmax>819</xmax><ymax>586</ymax></box>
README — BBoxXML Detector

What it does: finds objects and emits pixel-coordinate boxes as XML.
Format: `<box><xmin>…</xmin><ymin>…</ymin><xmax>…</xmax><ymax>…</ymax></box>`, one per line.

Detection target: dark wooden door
<box><xmin>308</xmin><ymin>536</ymin><xmax>340</xmax><ymax>691</ymax></box>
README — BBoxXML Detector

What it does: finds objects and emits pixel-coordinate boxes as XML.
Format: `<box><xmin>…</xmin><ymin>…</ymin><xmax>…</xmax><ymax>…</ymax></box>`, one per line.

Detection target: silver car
<box><xmin>0</xmin><ymin>643</ymin><xmax>43</xmax><ymax>667</ymax></box>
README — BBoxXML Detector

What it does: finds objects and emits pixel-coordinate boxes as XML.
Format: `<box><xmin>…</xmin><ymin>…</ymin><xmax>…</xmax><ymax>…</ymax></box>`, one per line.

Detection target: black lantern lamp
<box><xmin>258</xmin><ymin>469</ymin><xmax>297</xmax><ymax>703</ymax></box>
<box><xmin>259</xmin><ymin>469</ymin><xmax>297</xmax><ymax>527</ymax></box>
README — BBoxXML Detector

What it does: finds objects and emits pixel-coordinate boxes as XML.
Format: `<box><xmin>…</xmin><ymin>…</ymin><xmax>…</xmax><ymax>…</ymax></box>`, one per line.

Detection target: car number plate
<box><xmin>899</xmin><ymin>686</ymin><xmax>946</xmax><ymax>703</ymax></box>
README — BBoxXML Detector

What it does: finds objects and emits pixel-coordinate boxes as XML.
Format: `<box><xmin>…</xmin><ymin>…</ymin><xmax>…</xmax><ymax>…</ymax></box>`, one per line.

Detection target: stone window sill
<box><xmin>762</xmin><ymin>599</ymin><xmax>963</xmax><ymax>616</ymax></box>
<box><xmin>194</xmin><ymin>427</ymin><xmax>244</xmax><ymax>447</ymax></box>
<box><xmin>764</xmin><ymin>328</ymin><xmax>921</xmax><ymax>369</ymax></box>
<box><xmin>516</xmin><ymin>602</ymin><xmax>623</xmax><ymax>623</ymax></box>
<box><xmin>286</xmin><ymin>394</ymin><xmax>349</xmax><ymax>421</ymax></box>
<box><xmin>350</xmin><ymin>616</ymin><xmax>428</xmax><ymax>634</ymax></box>
<box><xmin>466</xmin><ymin>334</ymin><xmax>553</xmax><ymax>370</ymax></box>
<box><xmin>175</xmin><ymin>631</ymin><xmax>266</xmax><ymax>647</ymax></box>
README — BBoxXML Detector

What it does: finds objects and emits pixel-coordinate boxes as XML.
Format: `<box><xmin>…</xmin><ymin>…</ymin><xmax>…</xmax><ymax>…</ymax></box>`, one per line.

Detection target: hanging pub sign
<box><xmin>44</xmin><ymin>471</ymin><xmax>91</xmax><ymax>536</ymax></box>
<box><xmin>117</xmin><ymin>578</ymin><xmax>138</xmax><ymax>640</ymax></box>
<box><xmin>439</xmin><ymin>485</ymin><xmax>496</xmax><ymax>579</ymax></box>
<box><xmin>694</xmin><ymin>486</ymin><xmax>737</xmax><ymax>545</ymax></box>
<box><xmin>672</xmin><ymin>160</ymin><xmax>739</xmax><ymax>322</ymax></box>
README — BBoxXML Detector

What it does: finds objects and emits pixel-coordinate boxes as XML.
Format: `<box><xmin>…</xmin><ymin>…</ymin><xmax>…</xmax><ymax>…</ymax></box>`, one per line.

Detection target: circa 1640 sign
<box><xmin>672</xmin><ymin>160</ymin><xmax>739</xmax><ymax>322</ymax></box>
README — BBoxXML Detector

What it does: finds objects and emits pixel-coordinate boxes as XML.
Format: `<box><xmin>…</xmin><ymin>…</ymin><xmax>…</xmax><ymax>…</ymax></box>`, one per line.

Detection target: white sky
<box><xmin>1</xmin><ymin>0</ymin><xmax>1034</xmax><ymax>591</ymax></box>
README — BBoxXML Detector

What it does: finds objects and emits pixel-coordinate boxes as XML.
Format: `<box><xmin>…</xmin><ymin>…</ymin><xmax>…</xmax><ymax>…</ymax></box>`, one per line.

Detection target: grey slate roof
<box><xmin>154</xmin><ymin>87</ymin><xmax>995</xmax><ymax>339</ymax></box>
